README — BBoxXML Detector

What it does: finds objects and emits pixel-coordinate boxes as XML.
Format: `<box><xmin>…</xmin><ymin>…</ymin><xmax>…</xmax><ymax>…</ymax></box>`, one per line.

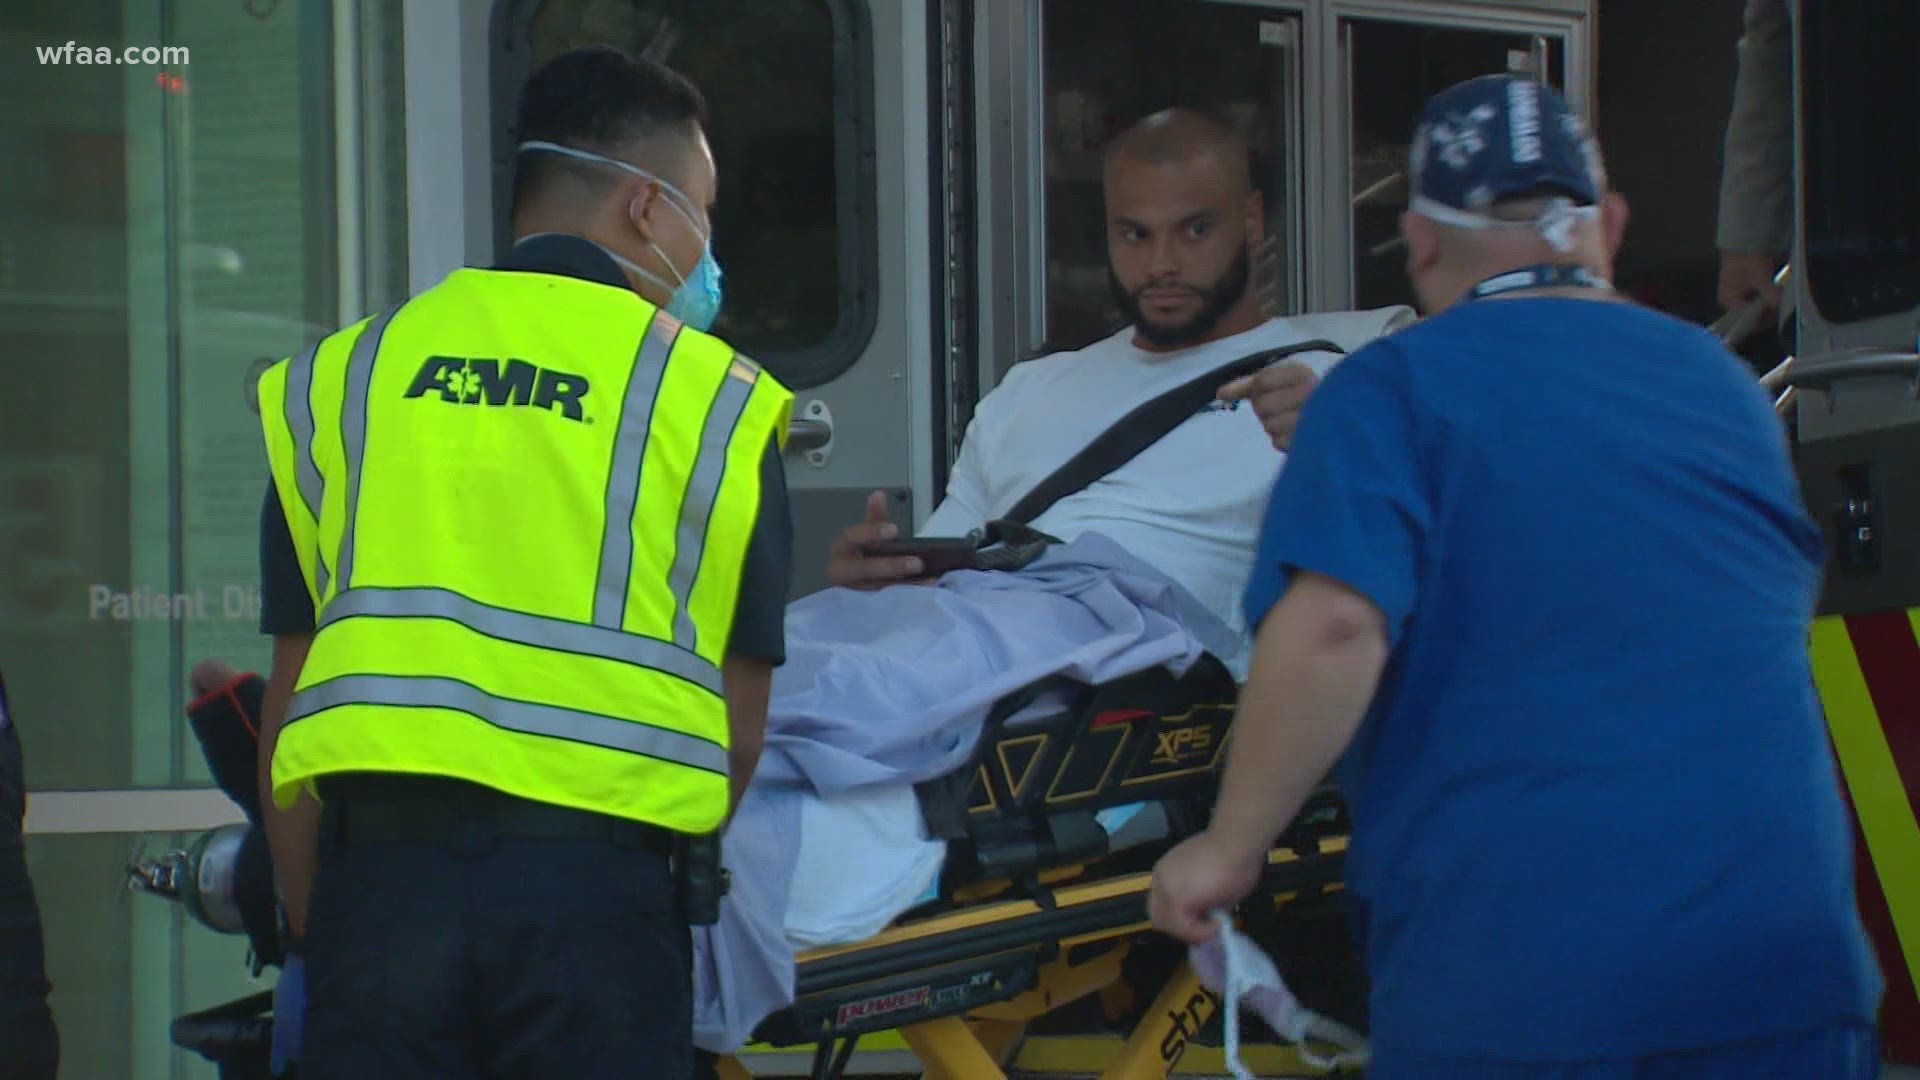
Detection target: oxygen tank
<box><xmin>127</xmin><ymin>823</ymin><xmax>253</xmax><ymax>936</ymax></box>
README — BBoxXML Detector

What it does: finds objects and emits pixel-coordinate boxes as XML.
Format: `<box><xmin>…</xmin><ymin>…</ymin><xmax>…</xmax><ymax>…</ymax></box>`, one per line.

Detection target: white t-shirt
<box><xmin>921</xmin><ymin>309</ymin><xmax>1415</xmax><ymax>658</ymax></box>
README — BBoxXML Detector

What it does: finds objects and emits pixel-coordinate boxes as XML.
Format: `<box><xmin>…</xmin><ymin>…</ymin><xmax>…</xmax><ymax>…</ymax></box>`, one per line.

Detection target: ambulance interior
<box><xmin>130</xmin><ymin>0</ymin><xmax>1920</xmax><ymax>1077</ymax></box>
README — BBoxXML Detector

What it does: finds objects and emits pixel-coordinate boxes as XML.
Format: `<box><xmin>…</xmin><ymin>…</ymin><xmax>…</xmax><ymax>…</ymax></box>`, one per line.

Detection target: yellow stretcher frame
<box><xmin>714</xmin><ymin>837</ymin><xmax>1358</xmax><ymax>1079</ymax></box>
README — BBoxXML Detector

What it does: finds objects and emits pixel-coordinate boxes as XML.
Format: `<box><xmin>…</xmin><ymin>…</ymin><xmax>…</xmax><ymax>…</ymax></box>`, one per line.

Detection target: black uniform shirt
<box><xmin>256</xmin><ymin>233</ymin><xmax>793</xmax><ymax>664</ymax></box>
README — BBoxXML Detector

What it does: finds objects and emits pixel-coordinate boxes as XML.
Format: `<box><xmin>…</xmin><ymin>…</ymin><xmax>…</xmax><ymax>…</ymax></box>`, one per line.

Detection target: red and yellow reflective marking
<box><xmin>1809</xmin><ymin>610</ymin><xmax>1920</xmax><ymax>993</ymax></box>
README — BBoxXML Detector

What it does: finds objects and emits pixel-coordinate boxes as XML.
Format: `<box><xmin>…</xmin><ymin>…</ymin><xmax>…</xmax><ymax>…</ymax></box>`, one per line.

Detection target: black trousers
<box><xmin>0</xmin><ymin>722</ymin><xmax>59</xmax><ymax>1080</ymax></box>
<box><xmin>300</xmin><ymin>775</ymin><xmax>695</xmax><ymax>1079</ymax></box>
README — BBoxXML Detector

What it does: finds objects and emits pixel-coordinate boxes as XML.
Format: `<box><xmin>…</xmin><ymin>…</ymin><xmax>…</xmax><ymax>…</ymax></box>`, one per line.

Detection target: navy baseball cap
<box><xmin>1408</xmin><ymin>75</ymin><xmax>1605</xmax><ymax>251</ymax></box>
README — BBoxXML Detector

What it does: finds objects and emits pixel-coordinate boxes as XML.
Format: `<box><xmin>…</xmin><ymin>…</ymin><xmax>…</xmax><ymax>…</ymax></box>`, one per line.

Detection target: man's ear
<box><xmin>1243</xmin><ymin>189</ymin><xmax>1266</xmax><ymax>247</ymax></box>
<box><xmin>626</xmin><ymin>179</ymin><xmax>667</xmax><ymax>243</ymax></box>
<box><xmin>1599</xmin><ymin>191</ymin><xmax>1630</xmax><ymax>260</ymax></box>
<box><xmin>1400</xmin><ymin>211</ymin><xmax>1440</xmax><ymax>276</ymax></box>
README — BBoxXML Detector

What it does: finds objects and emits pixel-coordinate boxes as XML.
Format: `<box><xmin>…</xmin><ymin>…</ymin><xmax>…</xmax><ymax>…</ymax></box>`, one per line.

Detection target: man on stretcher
<box><xmin>830</xmin><ymin>107</ymin><xmax>1411</xmax><ymax>645</ymax></box>
<box><xmin>693</xmin><ymin>106</ymin><xmax>1408</xmax><ymax>1052</ymax></box>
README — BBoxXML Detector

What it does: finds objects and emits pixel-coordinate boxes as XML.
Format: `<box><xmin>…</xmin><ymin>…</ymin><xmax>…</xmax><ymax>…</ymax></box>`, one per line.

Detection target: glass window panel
<box><xmin>1800</xmin><ymin>0</ymin><xmax>1920</xmax><ymax>324</ymax></box>
<box><xmin>27</xmin><ymin>830</ymin><xmax>263</xmax><ymax>1080</ymax></box>
<box><xmin>1346</xmin><ymin>20</ymin><xmax>1567</xmax><ymax>313</ymax></box>
<box><xmin>0</xmin><ymin>0</ymin><xmax>406</xmax><ymax>788</ymax></box>
<box><xmin>521</xmin><ymin>0</ymin><xmax>874</xmax><ymax>389</ymax></box>
<box><xmin>1</xmin><ymin>1</ymin><xmax>144</xmax><ymax>789</ymax></box>
<box><xmin>1039</xmin><ymin>1</ymin><xmax>1306</xmax><ymax>354</ymax></box>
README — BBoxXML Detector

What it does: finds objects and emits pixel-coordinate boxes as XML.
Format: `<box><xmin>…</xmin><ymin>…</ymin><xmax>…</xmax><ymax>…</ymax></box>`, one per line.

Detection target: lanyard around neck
<box><xmin>1466</xmin><ymin>263</ymin><xmax>1612</xmax><ymax>302</ymax></box>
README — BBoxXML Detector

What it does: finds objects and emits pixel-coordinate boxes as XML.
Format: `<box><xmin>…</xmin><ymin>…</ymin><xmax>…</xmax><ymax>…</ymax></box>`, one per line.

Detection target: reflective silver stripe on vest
<box><xmin>283</xmin><ymin>341</ymin><xmax>330</xmax><ymax>599</ymax></box>
<box><xmin>320</xmin><ymin>585</ymin><xmax>722</xmax><ymax>696</ymax></box>
<box><xmin>667</xmin><ymin>364</ymin><xmax>754</xmax><ymax>651</ymax></box>
<box><xmin>594</xmin><ymin>313</ymin><xmax>678</xmax><ymax>629</ymax></box>
<box><xmin>286</xmin><ymin>673</ymin><xmax>728</xmax><ymax>775</ymax></box>
<box><xmin>334</xmin><ymin>307</ymin><xmax>399</xmax><ymax>593</ymax></box>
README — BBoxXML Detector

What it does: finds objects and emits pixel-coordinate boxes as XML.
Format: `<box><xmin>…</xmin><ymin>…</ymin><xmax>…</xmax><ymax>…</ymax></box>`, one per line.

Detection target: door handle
<box><xmin>1778</xmin><ymin>347</ymin><xmax>1920</xmax><ymax>394</ymax></box>
<box><xmin>787</xmin><ymin>418</ymin><xmax>831</xmax><ymax>451</ymax></box>
<box><xmin>785</xmin><ymin>400</ymin><xmax>835</xmax><ymax>467</ymax></box>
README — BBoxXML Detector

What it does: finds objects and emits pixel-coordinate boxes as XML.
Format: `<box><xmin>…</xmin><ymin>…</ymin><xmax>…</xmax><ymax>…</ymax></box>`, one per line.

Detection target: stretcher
<box><xmin>714</xmin><ymin>654</ymin><xmax>1366</xmax><ymax>1079</ymax></box>
<box><xmin>145</xmin><ymin>655</ymin><xmax>1366</xmax><ymax>1079</ymax></box>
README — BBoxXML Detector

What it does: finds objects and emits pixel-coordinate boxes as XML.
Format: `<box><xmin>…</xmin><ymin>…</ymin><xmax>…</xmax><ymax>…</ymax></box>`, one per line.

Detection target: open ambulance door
<box><xmin>1786</xmin><ymin>0</ymin><xmax>1920</xmax><ymax>1062</ymax></box>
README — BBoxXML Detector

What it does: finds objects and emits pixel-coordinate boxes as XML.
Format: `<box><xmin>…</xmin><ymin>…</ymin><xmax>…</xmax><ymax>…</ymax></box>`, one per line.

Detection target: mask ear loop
<box><xmin>1207</xmin><ymin>911</ymin><xmax>1254</xmax><ymax>1080</ymax></box>
<box><xmin>518</xmin><ymin>139</ymin><xmax>707</xmax><ymax>287</ymax></box>
<box><xmin>1206</xmin><ymin>909</ymin><xmax>1372</xmax><ymax>1075</ymax></box>
<box><xmin>627</xmin><ymin>191</ymin><xmax>693</xmax><ymax>291</ymax></box>
<box><xmin>630</xmin><ymin>179</ymin><xmax>720</xmax><ymax>303</ymax></box>
<box><xmin>1408</xmin><ymin>194</ymin><xmax>1600</xmax><ymax>254</ymax></box>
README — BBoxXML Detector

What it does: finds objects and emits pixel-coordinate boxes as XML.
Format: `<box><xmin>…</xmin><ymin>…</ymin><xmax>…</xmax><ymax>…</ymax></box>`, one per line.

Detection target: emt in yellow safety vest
<box><xmin>250</xmin><ymin>46</ymin><xmax>794</xmax><ymax>1079</ymax></box>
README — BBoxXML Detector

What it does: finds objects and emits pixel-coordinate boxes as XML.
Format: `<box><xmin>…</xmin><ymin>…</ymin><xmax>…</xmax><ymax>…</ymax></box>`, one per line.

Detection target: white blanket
<box><xmin>690</xmin><ymin>533</ymin><xmax>1240</xmax><ymax>1052</ymax></box>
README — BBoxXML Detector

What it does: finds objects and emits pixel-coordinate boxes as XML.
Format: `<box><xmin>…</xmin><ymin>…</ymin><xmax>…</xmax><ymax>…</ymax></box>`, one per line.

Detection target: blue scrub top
<box><xmin>1243</xmin><ymin>296</ymin><xmax>1882</xmax><ymax>1061</ymax></box>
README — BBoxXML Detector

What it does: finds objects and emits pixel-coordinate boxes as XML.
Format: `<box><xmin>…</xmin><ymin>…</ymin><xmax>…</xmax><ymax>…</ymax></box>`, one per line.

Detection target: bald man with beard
<box><xmin>827</xmin><ymin>107</ymin><xmax>1412</xmax><ymax>657</ymax></box>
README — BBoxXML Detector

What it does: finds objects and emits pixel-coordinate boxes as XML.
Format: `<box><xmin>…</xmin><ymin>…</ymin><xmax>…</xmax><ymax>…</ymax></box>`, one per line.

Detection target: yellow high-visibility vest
<box><xmin>255</xmin><ymin>264</ymin><xmax>793</xmax><ymax>834</ymax></box>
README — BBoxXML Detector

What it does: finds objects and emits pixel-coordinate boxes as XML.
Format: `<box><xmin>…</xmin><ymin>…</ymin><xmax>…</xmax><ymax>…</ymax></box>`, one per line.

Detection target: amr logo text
<box><xmin>406</xmin><ymin>356</ymin><xmax>591</xmax><ymax>422</ymax></box>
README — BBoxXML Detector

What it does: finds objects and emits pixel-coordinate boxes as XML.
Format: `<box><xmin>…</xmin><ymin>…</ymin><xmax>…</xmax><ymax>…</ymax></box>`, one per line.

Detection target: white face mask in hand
<box><xmin>1188</xmin><ymin>909</ymin><xmax>1371</xmax><ymax>1077</ymax></box>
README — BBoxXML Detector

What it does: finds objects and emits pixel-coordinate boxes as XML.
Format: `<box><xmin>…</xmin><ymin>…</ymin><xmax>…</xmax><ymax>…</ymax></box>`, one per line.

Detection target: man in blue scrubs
<box><xmin>1149</xmin><ymin>75</ymin><xmax>1883</xmax><ymax>1076</ymax></box>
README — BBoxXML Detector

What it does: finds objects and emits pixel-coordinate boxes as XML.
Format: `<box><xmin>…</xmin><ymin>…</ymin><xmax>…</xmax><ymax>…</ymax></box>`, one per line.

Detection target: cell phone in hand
<box><xmin>858</xmin><ymin>537</ymin><xmax>981</xmax><ymax>576</ymax></box>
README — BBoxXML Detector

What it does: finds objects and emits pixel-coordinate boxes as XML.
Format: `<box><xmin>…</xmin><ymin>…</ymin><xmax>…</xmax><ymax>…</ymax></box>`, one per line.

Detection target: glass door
<box><xmin>1340</xmin><ymin>14</ymin><xmax>1572</xmax><ymax>312</ymax></box>
<box><xmin>5</xmin><ymin>0</ymin><xmax>409</xmax><ymax>1074</ymax></box>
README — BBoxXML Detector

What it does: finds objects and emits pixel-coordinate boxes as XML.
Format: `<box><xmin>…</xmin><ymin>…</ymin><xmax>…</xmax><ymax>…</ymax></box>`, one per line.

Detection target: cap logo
<box><xmin>1507</xmin><ymin>79</ymin><xmax>1543</xmax><ymax>163</ymax></box>
<box><xmin>1566</xmin><ymin>113</ymin><xmax>1605</xmax><ymax>187</ymax></box>
<box><xmin>1431</xmin><ymin>103</ymin><xmax>1498</xmax><ymax>171</ymax></box>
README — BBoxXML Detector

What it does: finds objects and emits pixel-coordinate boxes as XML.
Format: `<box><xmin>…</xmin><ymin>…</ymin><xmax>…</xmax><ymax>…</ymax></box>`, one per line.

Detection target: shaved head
<box><xmin>1103</xmin><ymin>108</ymin><xmax>1253</xmax><ymax>196</ymax></box>
<box><xmin>1101</xmin><ymin>108</ymin><xmax>1264</xmax><ymax>351</ymax></box>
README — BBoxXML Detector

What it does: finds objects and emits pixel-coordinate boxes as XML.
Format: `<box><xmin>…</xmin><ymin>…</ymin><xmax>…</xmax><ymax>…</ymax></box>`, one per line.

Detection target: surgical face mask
<box><xmin>517</xmin><ymin>140</ymin><xmax>724</xmax><ymax>330</ymax></box>
<box><xmin>1190</xmin><ymin>910</ymin><xmax>1371</xmax><ymax>1077</ymax></box>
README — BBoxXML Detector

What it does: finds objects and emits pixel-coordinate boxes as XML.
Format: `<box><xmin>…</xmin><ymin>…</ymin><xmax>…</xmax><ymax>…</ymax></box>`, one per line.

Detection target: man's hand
<box><xmin>1717</xmin><ymin>250</ymin><xmax>1784</xmax><ymax>313</ymax></box>
<box><xmin>1219</xmin><ymin>361</ymin><xmax>1319</xmax><ymax>451</ymax></box>
<box><xmin>191</xmin><ymin>659</ymin><xmax>239</xmax><ymax>699</ymax></box>
<box><xmin>1148</xmin><ymin>828</ymin><xmax>1268</xmax><ymax>946</ymax></box>
<box><xmin>826</xmin><ymin>490</ymin><xmax>924</xmax><ymax>588</ymax></box>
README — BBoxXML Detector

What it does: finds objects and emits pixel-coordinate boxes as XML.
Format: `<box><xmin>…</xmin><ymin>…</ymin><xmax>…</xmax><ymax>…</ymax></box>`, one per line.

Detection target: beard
<box><xmin>1108</xmin><ymin>244</ymin><xmax>1253</xmax><ymax>349</ymax></box>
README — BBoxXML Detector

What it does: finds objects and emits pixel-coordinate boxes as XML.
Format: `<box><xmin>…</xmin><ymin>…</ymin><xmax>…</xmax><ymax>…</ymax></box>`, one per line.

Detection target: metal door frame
<box><xmin>968</xmin><ymin>0</ymin><xmax>1594</xmax><ymax>386</ymax></box>
<box><xmin>1319</xmin><ymin>0</ymin><xmax>1592</xmax><ymax>309</ymax></box>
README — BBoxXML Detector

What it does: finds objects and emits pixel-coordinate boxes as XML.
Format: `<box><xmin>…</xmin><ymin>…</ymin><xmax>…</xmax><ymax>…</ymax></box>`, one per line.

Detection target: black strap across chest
<box><xmin>1000</xmin><ymin>338</ymin><xmax>1344</xmax><ymax>525</ymax></box>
